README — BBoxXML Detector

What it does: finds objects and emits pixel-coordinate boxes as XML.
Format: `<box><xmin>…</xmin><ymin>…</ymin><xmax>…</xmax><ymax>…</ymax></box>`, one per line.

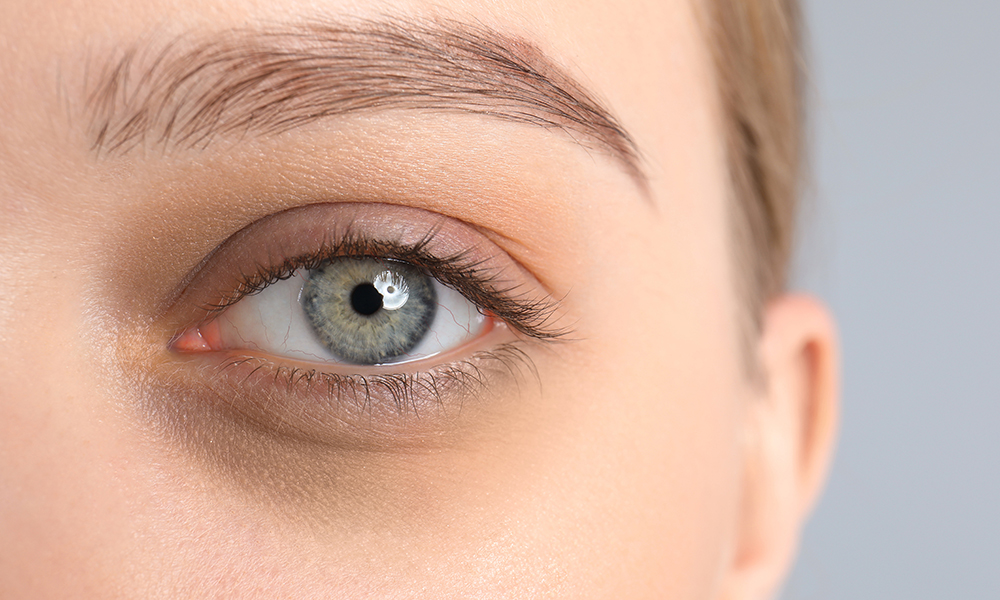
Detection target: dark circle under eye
<box><xmin>301</xmin><ymin>258</ymin><xmax>437</xmax><ymax>364</ymax></box>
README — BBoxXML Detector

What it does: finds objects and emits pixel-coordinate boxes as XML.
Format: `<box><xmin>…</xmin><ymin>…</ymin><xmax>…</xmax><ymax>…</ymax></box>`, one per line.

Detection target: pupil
<box><xmin>350</xmin><ymin>283</ymin><xmax>383</xmax><ymax>316</ymax></box>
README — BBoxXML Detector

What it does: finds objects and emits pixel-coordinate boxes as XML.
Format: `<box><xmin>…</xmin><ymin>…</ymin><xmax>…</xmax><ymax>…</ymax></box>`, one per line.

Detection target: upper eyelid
<box><xmin>165</xmin><ymin>202</ymin><xmax>569</xmax><ymax>342</ymax></box>
<box><xmin>200</xmin><ymin>233</ymin><xmax>489</xmax><ymax>314</ymax></box>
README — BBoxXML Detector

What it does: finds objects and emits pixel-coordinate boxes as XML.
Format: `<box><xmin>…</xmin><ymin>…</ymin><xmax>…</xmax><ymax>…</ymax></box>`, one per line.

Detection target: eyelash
<box><xmin>216</xmin><ymin>342</ymin><xmax>538</xmax><ymax>417</ymax></box>
<box><xmin>184</xmin><ymin>228</ymin><xmax>568</xmax><ymax>417</ymax></box>
<box><xmin>200</xmin><ymin>229</ymin><xmax>566</xmax><ymax>341</ymax></box>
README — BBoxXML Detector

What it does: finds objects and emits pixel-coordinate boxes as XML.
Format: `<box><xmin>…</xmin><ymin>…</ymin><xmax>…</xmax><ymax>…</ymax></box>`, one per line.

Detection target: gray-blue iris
<box><xmin>302</xmin><ymin>258</ymin><xmax>437</xmax><ymax>364</ymax></box>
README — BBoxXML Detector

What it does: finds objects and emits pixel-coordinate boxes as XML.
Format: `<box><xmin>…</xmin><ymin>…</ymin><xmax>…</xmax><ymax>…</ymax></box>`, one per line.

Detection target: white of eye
<box><xmin>215</xmin><ymin>270</ymin><xmax>488</xmax><ymax>365</ymax></box>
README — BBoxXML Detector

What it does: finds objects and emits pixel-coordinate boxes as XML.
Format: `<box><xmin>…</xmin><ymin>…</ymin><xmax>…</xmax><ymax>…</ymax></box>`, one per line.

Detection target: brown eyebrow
<box><xmin>87</xmin><ymin>17</ymin><xmax>646</xmax><ymax>186</ymax></box>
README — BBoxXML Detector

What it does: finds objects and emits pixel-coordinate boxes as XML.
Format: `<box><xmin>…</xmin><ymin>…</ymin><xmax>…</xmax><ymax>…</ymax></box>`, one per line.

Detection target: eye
<box><xmin>165</xmin><ymin>202</ymin><xmax>568</xmax><ymax>436</ymax></box>
<box><xmin>194</xmin><ymin>256</ymin><xmax>490</xmax><ymax>366</ymax></box>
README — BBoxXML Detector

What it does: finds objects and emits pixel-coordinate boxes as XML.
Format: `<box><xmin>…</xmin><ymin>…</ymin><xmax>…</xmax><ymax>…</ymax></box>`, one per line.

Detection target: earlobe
<box><xmin>720</xmin><ymin>295</ymin><xmax>839</xmax><ymax>600</ymax></box>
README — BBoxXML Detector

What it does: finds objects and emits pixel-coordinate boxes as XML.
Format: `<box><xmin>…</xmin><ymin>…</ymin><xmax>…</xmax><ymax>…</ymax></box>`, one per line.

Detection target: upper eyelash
<box><xmin>200</xmin><ymin>227</ymin><xmax>572</xmax><ymax>342</ymax></box>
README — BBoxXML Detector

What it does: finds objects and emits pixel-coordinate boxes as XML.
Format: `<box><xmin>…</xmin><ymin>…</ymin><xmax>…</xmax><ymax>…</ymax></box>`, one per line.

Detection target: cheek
<box><xmin>0</xmin><ymin>252</ymin><xmax>137</xmax><ymax>595</ymax></box>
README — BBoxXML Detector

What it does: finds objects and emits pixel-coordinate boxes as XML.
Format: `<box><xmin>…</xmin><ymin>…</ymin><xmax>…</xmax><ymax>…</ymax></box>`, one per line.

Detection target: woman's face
<box><xmin>0</xmin><ymin>0</ymin><xmax>836</xmax><ymax>597</ymax></box>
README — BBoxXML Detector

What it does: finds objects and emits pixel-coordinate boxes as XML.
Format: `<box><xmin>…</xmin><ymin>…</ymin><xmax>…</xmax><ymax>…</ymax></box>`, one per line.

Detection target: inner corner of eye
<box><xmin>170</xmin><ymin>319</ymin><xmax>223</xmax><ymax>354</ymax></box>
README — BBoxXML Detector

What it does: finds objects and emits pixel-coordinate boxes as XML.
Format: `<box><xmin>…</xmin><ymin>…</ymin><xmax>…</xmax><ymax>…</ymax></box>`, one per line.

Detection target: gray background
<box><xmin>783</xmin><ymin>1</ymin><xmax>1000</xmax><ymax>598</ymax></box>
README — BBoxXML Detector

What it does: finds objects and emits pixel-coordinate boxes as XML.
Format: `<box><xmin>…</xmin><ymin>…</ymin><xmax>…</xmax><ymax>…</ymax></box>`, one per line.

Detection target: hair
<box><xmin>702</xmin><ymin>0</ymin><xmax>805</xmax><ymax>330</ymax></box>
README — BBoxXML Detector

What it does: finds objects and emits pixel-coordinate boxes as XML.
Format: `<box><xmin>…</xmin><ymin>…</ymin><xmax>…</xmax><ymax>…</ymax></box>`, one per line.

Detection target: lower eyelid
<box><xmin>162</xmin><ymin>336</ymin><xmax>538</xmax><ymax>449</ymax></box>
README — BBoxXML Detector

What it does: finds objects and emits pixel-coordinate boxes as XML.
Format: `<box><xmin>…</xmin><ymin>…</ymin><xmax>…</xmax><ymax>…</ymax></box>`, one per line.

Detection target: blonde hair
<box><xmin>704</xmin><ymin>0</ymin><xmax>805</xmax><ymax>326</ymax></box>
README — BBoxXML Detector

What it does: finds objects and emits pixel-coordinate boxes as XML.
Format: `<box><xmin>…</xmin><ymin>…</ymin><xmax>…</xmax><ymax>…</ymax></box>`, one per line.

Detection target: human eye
<box><xmin>165</xmin><ymin>202</ymin><xmax>566</xmax><ymax>440</ymax></box>
<box><xmin>182</xmin><ymin>255</ymin><xmax>492</xmax><ymax>366</ymax></box>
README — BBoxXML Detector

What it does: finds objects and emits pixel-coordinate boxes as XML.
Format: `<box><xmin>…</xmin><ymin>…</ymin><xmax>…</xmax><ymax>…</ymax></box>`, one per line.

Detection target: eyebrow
<box><xmin>87</xmin><ymin>17</ymin><xmax>645</xmax><ymax>185</ymax></box>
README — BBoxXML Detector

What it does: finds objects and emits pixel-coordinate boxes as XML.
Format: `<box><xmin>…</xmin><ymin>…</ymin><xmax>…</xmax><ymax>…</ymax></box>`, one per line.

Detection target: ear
<box><xmin>719</xmin><ymin>295</ymin><xmax>839</xmax><ymax>600</ymax></box>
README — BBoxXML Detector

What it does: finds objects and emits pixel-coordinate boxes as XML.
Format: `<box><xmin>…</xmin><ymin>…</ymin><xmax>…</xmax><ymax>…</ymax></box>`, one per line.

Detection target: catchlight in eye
<box><xmin>302</xmin><ymin>258</ymin><xmax>438</xmax><ymax>364</ymax></box>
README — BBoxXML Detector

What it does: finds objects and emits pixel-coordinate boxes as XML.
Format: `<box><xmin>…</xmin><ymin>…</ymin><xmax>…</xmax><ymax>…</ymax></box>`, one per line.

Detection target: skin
<box><xmin>0</xmin><ymin>0</ymin><xmax>838</xmax><ymax>598</ymax></box>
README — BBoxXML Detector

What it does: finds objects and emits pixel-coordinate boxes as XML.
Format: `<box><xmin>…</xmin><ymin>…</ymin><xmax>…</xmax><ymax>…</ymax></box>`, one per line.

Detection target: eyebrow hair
<box><xmin>87</xmin><ymin>17</ymin><xmax>645</xmax><ymax>184</ymax></box>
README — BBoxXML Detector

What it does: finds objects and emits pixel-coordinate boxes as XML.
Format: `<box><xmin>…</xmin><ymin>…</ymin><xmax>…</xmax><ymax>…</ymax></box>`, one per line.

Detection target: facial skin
<box><xmin>0</xmin><ymin>0</ymin><xmax>838</xmax><ymax>598</ymax></box>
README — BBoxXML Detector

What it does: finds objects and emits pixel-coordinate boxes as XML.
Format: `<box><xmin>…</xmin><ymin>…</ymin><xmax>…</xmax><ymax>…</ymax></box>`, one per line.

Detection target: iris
<box><xmin>302</xmin><ymin>258</ymin><xmax>437</xmax><ymax>364</ymax></box>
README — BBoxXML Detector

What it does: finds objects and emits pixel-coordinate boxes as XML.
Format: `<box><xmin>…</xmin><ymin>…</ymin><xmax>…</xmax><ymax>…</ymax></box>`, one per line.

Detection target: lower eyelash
<box><xmin>217</xmin><ymin>342</ymin><xmax>539</xmax><ymax>419</ymax></box>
